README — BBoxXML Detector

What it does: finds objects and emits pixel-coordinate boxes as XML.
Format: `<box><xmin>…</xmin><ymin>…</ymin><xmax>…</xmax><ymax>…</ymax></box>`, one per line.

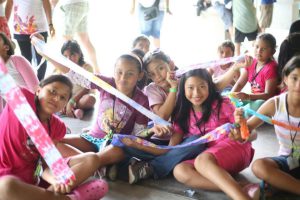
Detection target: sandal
<box><xmin>67</xmin><ymin>179</ymin><xmax>108</xmax><ymax>200</ymax></box>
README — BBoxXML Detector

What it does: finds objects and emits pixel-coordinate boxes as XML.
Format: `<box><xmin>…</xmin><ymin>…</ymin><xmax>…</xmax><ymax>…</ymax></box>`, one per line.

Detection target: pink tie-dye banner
<box><xmin>0</xmin><ymin>59</ymin><xmax>75</xmax><ymax>184</ymax></box>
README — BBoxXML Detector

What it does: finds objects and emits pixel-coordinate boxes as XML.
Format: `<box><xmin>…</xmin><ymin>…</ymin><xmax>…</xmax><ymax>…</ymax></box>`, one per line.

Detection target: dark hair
<box><xmin>0</xmin><ymin>32</ymin><xmax>14</xmax><ymax>56</ymax></box>
<box><xmin>143</xmin><ymin>50</ymin><xmax>171</xmax><ymax>72</ymax></box>
<box><xmin>61</xmin><ymin>40</ymin><xmax>85</xmax><ymax>66</ymax></box>
<box><xmin>131</xmin><ymin>49</ymin><xmax>147</xmax><ymax>89</ymax></box>
<box><xmin>39</xmin><ymin>74</ymin><xmax>73</xmax><ymax>99</ymax></box>
<box><xmin>171</xmin><ymin>68</ymin><xmax>223</xmax><ymax>134</ymax></box>
<box><xmin>116</xmin><ymin>53</ymin><xmax>143</xmax><ymax>73</ymax></box>
<box><xmin>278</xmin><ymin>33</ymin><xmax>300</xmax><ymax>82</ymax></box>
<box><xmin>132</xmin><ymin>35</ymin><xmax>150</xmax><ymax>49</ymax></box>
<box><xmin>218</xmin><ymin>40</ymin><xmax>235</xmax><ymax>54</ymax></box>
<box><xmin>282</xmin><ymin>55</ymin><xmax>300</xmax><ymax>78</ymax></box>
<box><xmin>257</xmin><ymin>33</ymin><xmax>276</xmax><ymax>51</ymax></box>
<box><xmin>289</xmin><ymin>19</ymin><xmax>300</xmax><ymax>34</ymax></box>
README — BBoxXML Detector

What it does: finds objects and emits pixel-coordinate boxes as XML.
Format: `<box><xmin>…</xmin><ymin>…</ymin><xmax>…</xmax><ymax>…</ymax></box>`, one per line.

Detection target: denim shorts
<box><xmin>138</xmin><ymin>4</ymin><xmax>165</xmax><ymax>38</ymax></box>
<box><xmin>271</xmin><ymin>155</ymin><xmax>300</xmax><ymax>178</ymax></box>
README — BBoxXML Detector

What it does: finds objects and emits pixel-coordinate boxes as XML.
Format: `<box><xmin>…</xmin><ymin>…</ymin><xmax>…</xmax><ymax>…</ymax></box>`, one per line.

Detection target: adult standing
<box><xmin>232</xmin><ymin>0</ymin><xmax>258</xmax><ymax>56</ymax></box>
<box><xmin>258</xmin><ymin>0</ymin><xmax>276</xmax><ymax>33</ymax></box>
<box><xmin>5</xmin><ymin>0</ymin><xmax>54</xmax><ymax>81</ymax></box>
<box><xmin>131</xmin><ymin>0</ymin><xmax>172</xmax><ymax>49</ymax></box>
<box><xmin>51</xmin><ymin>0</ymin><xmax>100</xmax><ymax>73</ymax></box>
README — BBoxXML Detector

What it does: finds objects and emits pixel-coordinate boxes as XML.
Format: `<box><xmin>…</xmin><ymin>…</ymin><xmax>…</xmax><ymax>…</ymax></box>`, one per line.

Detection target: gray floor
<box><xmin>61</xmin><ymin>109</ymin><xmax>300</xmax><ymax>200</ymax></box>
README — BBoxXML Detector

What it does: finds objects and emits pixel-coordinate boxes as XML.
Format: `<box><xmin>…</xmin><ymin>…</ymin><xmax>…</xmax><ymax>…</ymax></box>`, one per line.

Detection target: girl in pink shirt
<box><xmin>0</xmin><ymin>75</ymin><xmax>108</xmax><ymax>200</ymax></box>
<box><xmin>172</xmin><ymin>68</ymin><xmax>254</xmax><ymax>200</ymax></box>
<box><xmin>232</xmin><ymin>33</ymin><xmax>279</xmax><ymax>114</ymax></box>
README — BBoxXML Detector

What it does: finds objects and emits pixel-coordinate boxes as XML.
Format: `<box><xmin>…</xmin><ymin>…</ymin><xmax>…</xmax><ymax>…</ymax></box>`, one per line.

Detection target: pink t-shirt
<box><xmin>246</xmin><ymin>59</ymin><xmax>278</xmax><ymax>94</ymax></box>
<box><xmin>173</xmin><ymin>98</ymin><xmax>235</xmax><ymax>137</ymax></box>
<box><xmin>143</xmin><ymin>82</ymin><xmax>167</xmax><ymax>109</ymax></box>
<box><xmin>0</xmin><ymin>89</ymin><xmax>66</xmax><ymax>184</ymax></box>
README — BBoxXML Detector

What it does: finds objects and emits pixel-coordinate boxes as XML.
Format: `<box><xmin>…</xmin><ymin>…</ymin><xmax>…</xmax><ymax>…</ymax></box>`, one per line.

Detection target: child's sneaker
<box><xmin>74</xmin><ymin>109</ymin><xmax>84</xmax><ymax>119</ymax></box>
<box><xmin>67</xmin><ymin>179</ymin><xmax>108</xmax><ymax>200</ymax></box>
<box><xmin>128</xmin><ymin>159</ymin><xmax>154</xmax><ymax>184</ymax></box>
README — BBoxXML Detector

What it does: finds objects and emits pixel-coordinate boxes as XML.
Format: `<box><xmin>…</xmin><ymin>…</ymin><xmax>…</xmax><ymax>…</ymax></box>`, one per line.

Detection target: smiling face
<box><xmin>146</xmin><ymin>59</ymin><xmax>170</xmax><ymax>89</ymax></box>
<box><xmin>37</xmin><ymin>82</ymin><xmax>71</xmax><ymax>117</ymax></box>
<box><xmin>114</xmin><ymin>58</ymin><xmax>142</xmax><ymax>96</ymax></box>
<box><xmin>254</xmin><ymin>39</ymin><xmax>274</xmax><ymax>63</ymax></box>
<box><xmin>184</xmin><ymin>76</ymin><xmax>209</xmax><ymax>111</ymax></box>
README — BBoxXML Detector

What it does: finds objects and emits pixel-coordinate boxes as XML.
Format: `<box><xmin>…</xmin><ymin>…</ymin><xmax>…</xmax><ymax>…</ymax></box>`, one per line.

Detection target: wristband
<box><xmin>69</xmin><ymin>98</ymin><xmax>76</xmax><ymax>106</ymax></box>
<box><xmin>48</xmin><ymin>23</ymin><xmax>53</xmax><ymax>27</ymax></box>
<box><xmin>169</xmin><ymin>88</ymin><xmax>177</xmax><ymax>93</ymax></box>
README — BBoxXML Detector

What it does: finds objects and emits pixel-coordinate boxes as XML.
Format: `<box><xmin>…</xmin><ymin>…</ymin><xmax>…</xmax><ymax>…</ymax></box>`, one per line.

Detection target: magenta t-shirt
<box><xmin>89</xmin><ymin>76</ymin><xmax>149</xmax><ymax>138</ymax></box>
<box><xmin>0</xmin><ymin>89</ymin><xmax>66</xmax><ymax>184</ymax></box>
<box><xmin>246</xmin><ymin>59</ymin><xmax>278</xmax><ymax>94</ymax></box>
<box><xmin>173</xmin><ymin>98</ymin><xmax>235</xmax><ymax>137</ymax></box>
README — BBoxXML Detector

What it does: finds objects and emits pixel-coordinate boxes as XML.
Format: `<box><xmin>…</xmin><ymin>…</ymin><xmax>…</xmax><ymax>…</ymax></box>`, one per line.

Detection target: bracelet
<box><xmin>169</xmin><ymin>87</ymin><xmax>177</xmax><ymax>93</ymax></box>
<box><xmin>69</xmin><ymin>98</ymin><xmax>76</xmax><ymax>106</ymax></box>
<box><xmin>48</xmin><ymin>23</ymin><xmax>53</xmax><ymax>27</ymax></box>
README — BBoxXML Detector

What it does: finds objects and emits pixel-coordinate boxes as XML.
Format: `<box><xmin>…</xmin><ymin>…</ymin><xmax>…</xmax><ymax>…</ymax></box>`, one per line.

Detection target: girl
<box><xmin>59</xmin><ymin>40</ymin><xmax>96</xmax><ymax>120</ymax></box>
<box><xmin>143</xmin><ymin>50</ymin><xmax>178</xmax><ymax>143</ymax></box>
<box><xmin>232</xmin><ymin>55</ymin><xmax>300</xmax><ymax>199</ymax></box>
<box><xmin>0</xmin><ymin>32</ymin><xmax>39</xmax><ymax>113</ymax></box>
<box><xmin>208</xmin><ymin>40</ymin><xmax>238</xmax><ymax>94</ymax></box>
<box><xmin>42</xmin><ymin>50</ymin><xmax>150</xmax><ymax>153</ymax></box>
<box><xmin>0</xmin><ymin>75</ymin><xmax>108</xmax><ymax>200</ymax></box>
<box><xmin>172</xmin><ymin>69</ymin><xmax>254</xmax><ymax>200</ymax></box>
<box><xmin>143</xmin><ymin>50</ymin><xmax>177</xmax><ymax>121</ymax></box>
<box><xmin>232</xmin><ymin>33</ymin><xmax>279</xmax><ymax>115</ymax></box>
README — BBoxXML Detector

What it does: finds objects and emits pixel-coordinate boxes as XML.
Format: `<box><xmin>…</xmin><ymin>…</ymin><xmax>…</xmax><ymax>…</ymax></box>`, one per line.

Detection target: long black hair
<box><xmin>171</xmin><ymin>68</ymin><xmax>223</xmax><ymax>134</ymax></box>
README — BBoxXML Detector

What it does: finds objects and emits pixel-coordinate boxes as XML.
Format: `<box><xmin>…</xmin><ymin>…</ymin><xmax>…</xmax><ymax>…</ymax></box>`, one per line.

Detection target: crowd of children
<box><xmin>0</xmin><ymin>2</ymin><xmax>300</xmax><ymax>199</ymax></box>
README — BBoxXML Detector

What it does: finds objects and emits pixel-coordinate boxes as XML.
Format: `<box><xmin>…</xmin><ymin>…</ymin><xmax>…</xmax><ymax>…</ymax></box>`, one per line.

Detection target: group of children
<box><xmin>0</xmin><ymin>26</ymin><xmax>300</xmax><ymax>200</ymax></box>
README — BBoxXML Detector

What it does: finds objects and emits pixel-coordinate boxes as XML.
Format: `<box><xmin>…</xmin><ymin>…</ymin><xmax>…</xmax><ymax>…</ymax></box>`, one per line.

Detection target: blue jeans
<box><xmin>122</xmin><ymin>135</ymin><xmax>206</xmax><ymax>178</ymax></box>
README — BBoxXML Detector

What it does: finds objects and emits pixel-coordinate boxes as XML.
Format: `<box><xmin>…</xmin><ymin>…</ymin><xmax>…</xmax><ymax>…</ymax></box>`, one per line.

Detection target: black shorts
<box><xmin>234</xmin><ymin>28</ymin><xmax>258</xmax><ymax>43</ymax></box>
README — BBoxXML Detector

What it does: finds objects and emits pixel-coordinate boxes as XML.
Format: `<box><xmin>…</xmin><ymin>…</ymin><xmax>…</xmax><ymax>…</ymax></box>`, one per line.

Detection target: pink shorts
<box><xmin>185</xmin><ymin>138</ymin><xmax>254</xmax><ymax>174</ymax></box>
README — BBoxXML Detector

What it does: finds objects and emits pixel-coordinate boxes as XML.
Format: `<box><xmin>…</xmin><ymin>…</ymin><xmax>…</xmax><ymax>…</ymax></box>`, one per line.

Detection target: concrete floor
<box><xmin>61</xmin><ymin>110</ymin><xmax>300</xmax><ymax>200</ymax></box>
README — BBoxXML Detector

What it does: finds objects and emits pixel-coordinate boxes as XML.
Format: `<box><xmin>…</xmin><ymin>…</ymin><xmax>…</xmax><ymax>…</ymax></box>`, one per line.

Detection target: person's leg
<box><xmin>152</xmin><ymin>11</ymin><xmax>165</xmax><ymax>49</ymax></box>
<box><xmin>149</xmin><ymin>135</ymin><xmax>206</xmax><ymax>178</ymax></box>
<box><xmin>0</xmin><ymin>175</ymin><xmax>70</xmax><ymax>200</ymax></box>
<box><xmin>62</xmin><ymin>135</ymin><xmax>97</xmax><ymax>153</ymax></box>
<box><xmin>234</xmin><ymin>28</ymin><xmax>245</xmax><ymax>56</ymax></box>
<box><xmin>96</xmin><ymin>145</ymin><xmax>127</xmax><ymax>167</ymax></box>
<box><xmin>252</xmin><ymin>158</ymin><xmax>300</xmax><ymax>195</ymax></box>
<box><xmin>35</xmin><ymin>32</ymin><xmax>48</xmax><ymax>80</ymax></box>
<box><xmin>195</xmin><ymin>153</ymin><xmax>251</xmax><ymax>200</ymax></box>
<box><xmin>173</xmin><ymin>162</ymin><xmax>219</xmax><ymax>190</ymax></box>
<box><xmin>16</xmin><ymin>38</ymin><xmax>32</xmax><ymax>63</ymax></box>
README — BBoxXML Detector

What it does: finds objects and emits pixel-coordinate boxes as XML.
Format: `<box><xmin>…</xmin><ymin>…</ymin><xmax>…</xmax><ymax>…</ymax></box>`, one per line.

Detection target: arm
<box><xmin>42</xmin><ymin>0</ymin><xmax>55</xmax><ymax>37</ymax></box>
<box><xmin>166</xmin><ymin>0</ymin><xmax>172</xmax><ymax>14</ymax></box>
<box><xmin>11</xmin><ymin>56</ymin><xmax>39</xmax><ymax>92</ymax></box>
<box><xmin>5</xmin><ymin>0</ymin><xmax>13</xmax><ymax>21</ymax></box>
<box><xmin>246</xmin><ymin>78</ymin><xmax>278</xmax><ymax>101</ymax></box>
<box><xmin>231</xmin><ymin>68</ymin><xmax>248</xmax><ymax>92</ymax></box>
<box><xmin>231</xmin><ymin>97</ymin><xmax>276</xmax><ymax>141</ymax></box>
<box><xmin>152</xmin><ymin>72</ymin><xmax>177</xmax><ymax>120</ymax></box>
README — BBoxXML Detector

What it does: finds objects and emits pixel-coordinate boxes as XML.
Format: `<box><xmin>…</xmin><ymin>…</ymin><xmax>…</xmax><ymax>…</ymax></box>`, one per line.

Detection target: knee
<box><xmin>251</xmin><ymin>159</ymin><xmax>270</xmax><ymax>180</ymax></box>
<box><xmin>194</xmin><ymin>153</ymin><xmax>215</xmax><ymax>172</ymax></box>
<box><xmin>0</xmin><ymin>176</ymin><xmax>21</xmax><ymax>196</ymax></box>
<box><xmin>173</xmin><ymin>163</ymin><xmax>192</xmax><ymax>184</ymax></box>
